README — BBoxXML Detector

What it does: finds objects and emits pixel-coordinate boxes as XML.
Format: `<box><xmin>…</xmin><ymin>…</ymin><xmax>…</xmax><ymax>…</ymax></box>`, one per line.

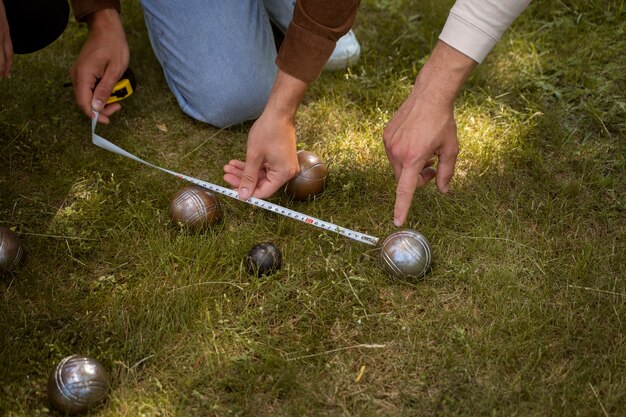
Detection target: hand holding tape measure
<box><xmin>65</xmin><ymin>67</ymin><xmax>137</xmax><ymax>122</ymax></box>
<box><xmin>88</xmin><ymin>71</ymin><xmax>379</xmax><ymax>246</ymax></box>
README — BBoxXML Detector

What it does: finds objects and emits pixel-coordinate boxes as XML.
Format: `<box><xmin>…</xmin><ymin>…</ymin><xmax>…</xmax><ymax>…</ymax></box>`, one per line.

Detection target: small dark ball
<box><xmin>169</xmin><ymin>185</ymin><xmax>222</xmax><ymax>230</ymax></box>
<box><xmin>0</xmin><ymin>226</ymin><xmax>24</xmax><ymax>274</ymax></box>
<box><xmin>245</xmin><ymin>242</ymin><xmax>282</xmax><ymax>277</ymax></box>
<box><xmin>285</xmin><ymin>150</ymin><xmax>328</xmax><ymax>200</ymax></box>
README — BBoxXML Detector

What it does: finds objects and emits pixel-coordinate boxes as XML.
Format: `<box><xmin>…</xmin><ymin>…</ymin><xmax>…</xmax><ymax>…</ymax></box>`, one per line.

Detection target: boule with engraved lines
<box><xmin>285</xmin><ymin>150</ymin><xmax>328</xmax><ymax>200</ymax></box>
<box><xmin>48</xmin><ymin>355</ymin><xmax>110</xmax><ymax>414</ymax></box>
<box><xmin>379</xmin><ymin>229</ymin><xmax>432</xmax><ymax>279</ymax></box>
<box><xmin>0</xmin><ymin>226</ymin><xmax>24</xmax><ymax>274</ymax></box>
<box><xmin>169</xmin><ymin>185</ymin><xmax>222</xmax><ymax>230</ymax></box>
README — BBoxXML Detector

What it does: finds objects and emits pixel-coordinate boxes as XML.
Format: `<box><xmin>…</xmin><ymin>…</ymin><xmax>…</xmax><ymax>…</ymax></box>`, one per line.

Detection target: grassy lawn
<box><xmin>1</xmin><ymin>0</ymin><xmax>624</xmax><ymax>415</ymax></box>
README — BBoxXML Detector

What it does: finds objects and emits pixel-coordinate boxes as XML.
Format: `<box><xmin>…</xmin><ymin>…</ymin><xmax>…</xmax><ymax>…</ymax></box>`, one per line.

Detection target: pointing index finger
<box><xmin>393</xmin><ymin>162</ymin><xmax>423</xmax><ymax>227</ymax></box>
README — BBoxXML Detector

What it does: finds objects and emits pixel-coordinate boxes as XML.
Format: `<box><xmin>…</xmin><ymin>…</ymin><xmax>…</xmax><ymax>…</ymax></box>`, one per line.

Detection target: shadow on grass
<box><xmin>1</xmin><ymin>1</ymin><xmax>624</xmax><ymax>416</ymax></box>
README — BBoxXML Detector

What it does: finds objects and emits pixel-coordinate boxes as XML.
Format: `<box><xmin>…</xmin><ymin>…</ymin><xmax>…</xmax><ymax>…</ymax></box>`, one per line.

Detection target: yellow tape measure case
<box><xmin>107</xmin><ymin>68</ymin><xmax>137</xmax><ymax>104</ymax></box>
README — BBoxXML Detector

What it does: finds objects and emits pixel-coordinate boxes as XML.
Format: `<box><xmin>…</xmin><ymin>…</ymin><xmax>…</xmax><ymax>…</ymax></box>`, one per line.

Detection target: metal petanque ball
<box><xmin>379</xmin><ymin>230</ymin><xmax>432</xmax><ymax>280</ymax></box>
<box><xmin>169</xmin><ymin>185</ymin><xmax>222</xmax><ymax>230</ymax></box>
<box><xmin>285</xmin><ymin>150</ymin><xmax>328</xmax><ymax>200</ymax></box>
<box><xmin>0</xmin><ymin>226</ymin><xmax>24</xmax><ymax>274</ymax></box>
<box><xmin>48</xmin><ymin>355</ymin><xmax>110</xmax><ymax>414</ymax></box>
<box><xmin>245</xmin><ymin>242</ymin><xmax>282</xmax><ymax>277</ymax></box>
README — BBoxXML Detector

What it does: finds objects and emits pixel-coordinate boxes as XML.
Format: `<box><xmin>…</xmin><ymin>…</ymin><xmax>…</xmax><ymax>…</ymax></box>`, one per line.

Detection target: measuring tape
<box><xmin>91</xmin><ymin>112</ymin><xmax>380</xmax><ymax>246</ymax></box>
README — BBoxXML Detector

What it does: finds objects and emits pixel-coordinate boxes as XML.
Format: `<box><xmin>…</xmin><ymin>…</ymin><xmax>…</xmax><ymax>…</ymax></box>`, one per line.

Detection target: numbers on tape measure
<box><xmin>91</xmin><ymin>112</ymin><xmax>379</xmax><ymax>246</ymax></box>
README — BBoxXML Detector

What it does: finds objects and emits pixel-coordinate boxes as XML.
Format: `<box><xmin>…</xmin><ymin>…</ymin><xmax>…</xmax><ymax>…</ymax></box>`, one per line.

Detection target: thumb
<box><xmin>238</xmin><ymin>156</ymin><xmax>263</xmax><ymax>200</ymax></box>
<box><xmin>91</xmin><ymin>67</ymin><xmax>120</xmax><ymax>111</ymax></box>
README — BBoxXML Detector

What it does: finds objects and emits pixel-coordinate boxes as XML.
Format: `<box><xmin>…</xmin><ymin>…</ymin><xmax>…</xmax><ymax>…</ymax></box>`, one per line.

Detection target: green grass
<box><xmin>1</xmin><ymin>0</ymin><xmax>625</xmax><ymax>415</ymax></box>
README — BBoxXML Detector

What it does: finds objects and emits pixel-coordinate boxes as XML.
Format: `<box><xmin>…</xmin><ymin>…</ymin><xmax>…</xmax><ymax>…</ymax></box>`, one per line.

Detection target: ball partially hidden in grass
<box><xmin>285</xmin><ymin>150</ymin><xmax>328</xmax><ymax>200</ymax></box>
<box><xmin>169</xmin><ymin>185</ymin><xmax>222</xmax><ymax>230</ymax></box>
<box><xmin>0</xmin><ymin>226</ymin><xmax>24</xmax><ymax>274</ymax></box>
<box><xmin>245</xmin><ymin>242</ymin><xmax>282</xmax><ymax>277</ymax></box>
<box><xmin>48</xmin><ymin>355</ymin><xmax>110</xmax><ymax>415</ymax></box>
<box><xmin>379</xmin><ymin>230</ymin><xmax>432</xmax><ymax>279</ymax></box>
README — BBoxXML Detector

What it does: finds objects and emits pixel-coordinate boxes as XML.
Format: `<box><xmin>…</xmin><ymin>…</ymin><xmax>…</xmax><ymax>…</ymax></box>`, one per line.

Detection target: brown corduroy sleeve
<box><xmin>277</xmin><ymin>0</ymin><xmax>360</xmax><ymax>84</ymax></box>
<box><xmin>70</xmin><ymin>0</ymin><xmax>121</xmax><ymax>22</ymax></box>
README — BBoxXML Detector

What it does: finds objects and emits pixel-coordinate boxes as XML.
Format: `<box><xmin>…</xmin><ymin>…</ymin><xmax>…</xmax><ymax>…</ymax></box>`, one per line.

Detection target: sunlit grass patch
<box><xmin>455</xmin><ymin>94</ymin><xmax>542</xmax><ymax>180</ymax></box>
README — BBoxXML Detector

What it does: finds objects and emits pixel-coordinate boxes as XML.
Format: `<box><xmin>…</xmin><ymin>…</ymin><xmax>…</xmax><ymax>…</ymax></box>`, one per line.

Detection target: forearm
<box><xmin>70</xmin><ymin>0</ymin><xmax>120</xmax><ymax>22</ymax></box>
<box><xmin>412</xmin><ymin>41</ymin><xmax>477</xmax><ymax>107</ymax></box>
<box><xmin>0</xmin><ymin>0</ymin><xmax>11</xmax><ymax>78</ymax></box>
<box><xmin>263</xmin><ymin>70</ymin><xmax>309</xmax><ymax>121</ymax></box>
<box><xmin>84</xmin><ymin>7</ymin><xmax>122</xmax><ymax>32</ymax></box>
<box><xmin>439</xmin><ymin>0</ymin><xmax>531</xmax><ymax>63</ymax></box>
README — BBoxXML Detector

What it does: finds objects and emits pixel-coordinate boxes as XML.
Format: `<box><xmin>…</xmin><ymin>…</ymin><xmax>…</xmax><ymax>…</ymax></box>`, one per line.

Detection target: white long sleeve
<box><xmin>439</xmin><ymin>0</ymin><xmax>531</xmax><ymax>63</ymax></box>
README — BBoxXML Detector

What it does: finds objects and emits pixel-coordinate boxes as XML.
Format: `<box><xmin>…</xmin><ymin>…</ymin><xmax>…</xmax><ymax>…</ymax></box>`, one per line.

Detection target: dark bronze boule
<box><xmin>245</xmin><ymin>242</ymin><xmax>282</xmax><ymax>277</ymax></box>
<box><xmin>379</xmin><ymin>230</ymin><xmax>432</xmax><ymax>279</ymax></box>
<box><xmin>169</xmin><ymin>185</ymin><xmax>222</xmax><ymax>230</ymax></box>
<box><xmin>0</xmin><ymin>226</ymin><xmax>24</xmax><ymax>274</ymax></box>
<box><xmin>48</xmin><ymin>355</ymin><xmax>110</xmax><ymax>415</ymax></box>
<box><xmin>285</xmin><ymin>150</ymin><xmax>328</xmax><ymax>200</ymax></box>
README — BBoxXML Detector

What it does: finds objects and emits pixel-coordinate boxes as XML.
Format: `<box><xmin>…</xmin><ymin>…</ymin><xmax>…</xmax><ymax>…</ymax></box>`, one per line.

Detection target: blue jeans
<box><xmin>141</xmin><ymin>0</ymin><xmax>296</xmax><ymax>128</ymax></box>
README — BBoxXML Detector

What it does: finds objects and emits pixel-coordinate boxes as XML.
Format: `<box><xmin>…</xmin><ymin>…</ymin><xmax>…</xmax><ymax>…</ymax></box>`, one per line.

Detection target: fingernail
<box><xmin>394</xmin><ymin>218</ymin><xmax>401</xmax><ymax>227</ymax></box>
<box><xmin>92</xmin><ymin>99</ymin><xmax>104</xmax><ymax>111</ymax></box>
<box><xmin>238</xmin><ymin>187</ymin><xmax>249</xmax><ymax>200</ymax></box>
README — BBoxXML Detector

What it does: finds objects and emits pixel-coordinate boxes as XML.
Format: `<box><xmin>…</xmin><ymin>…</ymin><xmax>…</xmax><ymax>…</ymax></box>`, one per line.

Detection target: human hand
<box><xmin>70</xmin><ymin>9</ymin><xmax>128</xmax><ymax>124</ymax></box>
<box><xmin>0</xmin><ymin>1</ymin><xmax>13</xmax><ymax>78</ymax></box>
<box><xmin>223</xmin><ymin>111</ymin><xmax>299</xmax><ymax>200</ymax></box>
<box><xmin>223</xmin><ymin>70</ymin><xmax>308</xmax><ymax>200</ymax></box>
<box><xmin>384</xmin><ymin>91</ymin><xmax>458</xmax><ymax>226</ymax></box>
<box><xmin>384</xmin><ymin>41</ymin><xmax>477</xmax><ymax>226</ymax></box>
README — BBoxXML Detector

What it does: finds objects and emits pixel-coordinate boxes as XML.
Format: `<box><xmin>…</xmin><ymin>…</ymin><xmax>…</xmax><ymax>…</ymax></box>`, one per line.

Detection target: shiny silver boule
<box><xmin>169</xmin><ymin>185</ymin><xmax>222</xmax><ymax>230</ymax></box>
<box><xmin>0</xmin><ymin>226</ymin><xmax>24</xmax><ymax>274</ymax></box>
<box><xmin>48</xmin><ymin>355</ymin><xmax>110</xmax><ymax>414</ymax></box>
<box><xmin>379</xmin><ymin>230</ymin><xmax>432</xmax><ymax>279</ymax></box>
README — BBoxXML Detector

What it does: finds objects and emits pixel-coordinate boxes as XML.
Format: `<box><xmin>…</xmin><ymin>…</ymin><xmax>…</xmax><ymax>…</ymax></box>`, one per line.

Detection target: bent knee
<box><xmin>192</xmin><ymin>97</ymin><xmax>266</xmax><ymax>128</ymax></box>
<box><xmin>179</xmin><ymin>81</ymin><xmax>271</xmax><ymax>128</ymax></box>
